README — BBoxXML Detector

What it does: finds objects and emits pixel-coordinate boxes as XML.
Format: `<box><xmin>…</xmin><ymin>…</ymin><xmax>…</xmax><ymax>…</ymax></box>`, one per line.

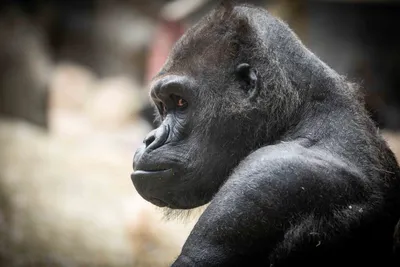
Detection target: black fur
<box><xmin>131</xmin><ymin>3</ymin><xmax>400</xmax><ymax>266</ymax></box>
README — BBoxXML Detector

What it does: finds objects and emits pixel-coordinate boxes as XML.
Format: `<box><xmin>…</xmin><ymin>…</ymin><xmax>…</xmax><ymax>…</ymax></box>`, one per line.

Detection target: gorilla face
<box><xmin>132</xmin><ymin>72</ymin><xmax>261</xmax><ymax>209</ymax></box>
<box><xmin>131</xmin><ymin>12</ymin><xmax>268</xmax><ymax>209</ymax></box>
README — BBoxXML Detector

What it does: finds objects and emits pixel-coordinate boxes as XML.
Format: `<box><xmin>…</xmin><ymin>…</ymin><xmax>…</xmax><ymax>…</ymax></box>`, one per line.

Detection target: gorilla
<box><xmin>131</xmin><ymin>2</ymin><xmax>400</xmax><ymax>266</ymax></box>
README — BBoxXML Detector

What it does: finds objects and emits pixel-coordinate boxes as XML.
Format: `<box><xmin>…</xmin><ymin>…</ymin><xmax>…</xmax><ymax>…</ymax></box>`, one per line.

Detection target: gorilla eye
<box><xmin>171</xmin><ymin>94</ymin><xmax>188</xmax><ymax>110</ymax></box>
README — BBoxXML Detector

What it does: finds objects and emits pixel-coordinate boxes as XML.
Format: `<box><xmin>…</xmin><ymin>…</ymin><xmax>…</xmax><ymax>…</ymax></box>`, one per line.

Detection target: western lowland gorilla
<box><xmin>131</xmin><ymin>2</ymin><xmax>400</xmax><ymax>266</ymax></box>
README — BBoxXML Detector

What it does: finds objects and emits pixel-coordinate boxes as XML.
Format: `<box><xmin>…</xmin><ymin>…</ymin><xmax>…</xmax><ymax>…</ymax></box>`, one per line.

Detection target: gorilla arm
<box><xmin>171</xmin><ymin>140</ymin><xmax>377</xmax><ymax>266</ymax></box>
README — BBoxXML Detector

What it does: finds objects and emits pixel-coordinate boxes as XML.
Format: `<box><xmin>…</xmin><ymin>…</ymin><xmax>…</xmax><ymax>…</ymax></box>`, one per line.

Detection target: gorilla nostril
<box><xmin>143</xmin><ymin>125</ymin><xmax>169</xmax><ymax>151</ymax></box>
<box><xmin>144</xmin><ymin>134</ymin><xmax>156</xmax><ymax>148</ymax></box>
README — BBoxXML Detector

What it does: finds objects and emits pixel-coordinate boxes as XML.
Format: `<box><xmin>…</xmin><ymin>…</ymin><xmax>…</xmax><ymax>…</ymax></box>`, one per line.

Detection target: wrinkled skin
<box><xmin>131</xmin><ymin>2</ymin><xmax>400</xmax><ymax>267</ymax></box>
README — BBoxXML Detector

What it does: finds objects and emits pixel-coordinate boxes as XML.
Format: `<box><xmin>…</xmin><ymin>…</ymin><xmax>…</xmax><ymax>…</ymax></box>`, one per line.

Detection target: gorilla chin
<box><xmin>131</xmin><ymin>169</ymin><xmax>173</xmax><ymax>207</ymax></box>
<box><xmin>131</xmin><ymin>169</ymin><xmax>209</xmax><ymax>212</ymax></box>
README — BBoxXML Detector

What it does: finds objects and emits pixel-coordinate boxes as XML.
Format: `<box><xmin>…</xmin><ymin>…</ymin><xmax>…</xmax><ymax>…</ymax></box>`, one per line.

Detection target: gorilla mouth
<box><xmin>132</xmin><ymin>169</ymin><xmax>173</xmax><ymax>177</ymax></box>
<box><xmin>131</xmin><ymin>169</ymin><xmax>174</xmax><ymax>185</ymax></box>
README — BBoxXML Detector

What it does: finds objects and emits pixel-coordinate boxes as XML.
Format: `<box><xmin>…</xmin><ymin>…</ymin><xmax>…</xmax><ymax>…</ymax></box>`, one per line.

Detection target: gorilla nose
<box><xmin>143</xmin><ymin>124</ymin><xmax>169</xmax><ymax>151</ymax></box>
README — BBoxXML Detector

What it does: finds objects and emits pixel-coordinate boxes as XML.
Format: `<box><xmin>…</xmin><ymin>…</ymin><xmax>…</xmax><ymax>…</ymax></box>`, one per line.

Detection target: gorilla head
<box><xmin>132</xmin><ymin>3</ymin><xmax>315</xmax><ymax>210</ymax></box>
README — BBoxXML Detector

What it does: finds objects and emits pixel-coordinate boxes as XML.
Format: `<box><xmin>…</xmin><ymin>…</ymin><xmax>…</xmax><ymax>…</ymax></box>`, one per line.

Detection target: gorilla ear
<box><xmin>235</xmin><ymin>63</ymin><xmax>259</xmax><ymax>100</ymax></box>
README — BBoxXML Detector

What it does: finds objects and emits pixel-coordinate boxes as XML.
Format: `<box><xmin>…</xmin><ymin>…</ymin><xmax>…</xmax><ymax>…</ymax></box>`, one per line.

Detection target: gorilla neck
<box><xmin>280</xmin><ymin>59</ymin><xmax>366</xmax><ymax>147</ymax></box>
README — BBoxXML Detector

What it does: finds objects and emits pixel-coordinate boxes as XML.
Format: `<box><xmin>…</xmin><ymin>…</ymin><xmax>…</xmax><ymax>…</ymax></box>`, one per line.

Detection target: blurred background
<box><xmin>0</xmin><ymin>0</ymin><xmax>400</xmax><ymax>266</ymax></box>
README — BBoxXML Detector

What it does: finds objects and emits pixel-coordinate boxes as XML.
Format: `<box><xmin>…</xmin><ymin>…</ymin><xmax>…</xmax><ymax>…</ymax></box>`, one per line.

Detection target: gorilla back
<box><xmin>131</xmin><ymin>2</ymin><xmax>400</xmax><ymax>266</ymax></box>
